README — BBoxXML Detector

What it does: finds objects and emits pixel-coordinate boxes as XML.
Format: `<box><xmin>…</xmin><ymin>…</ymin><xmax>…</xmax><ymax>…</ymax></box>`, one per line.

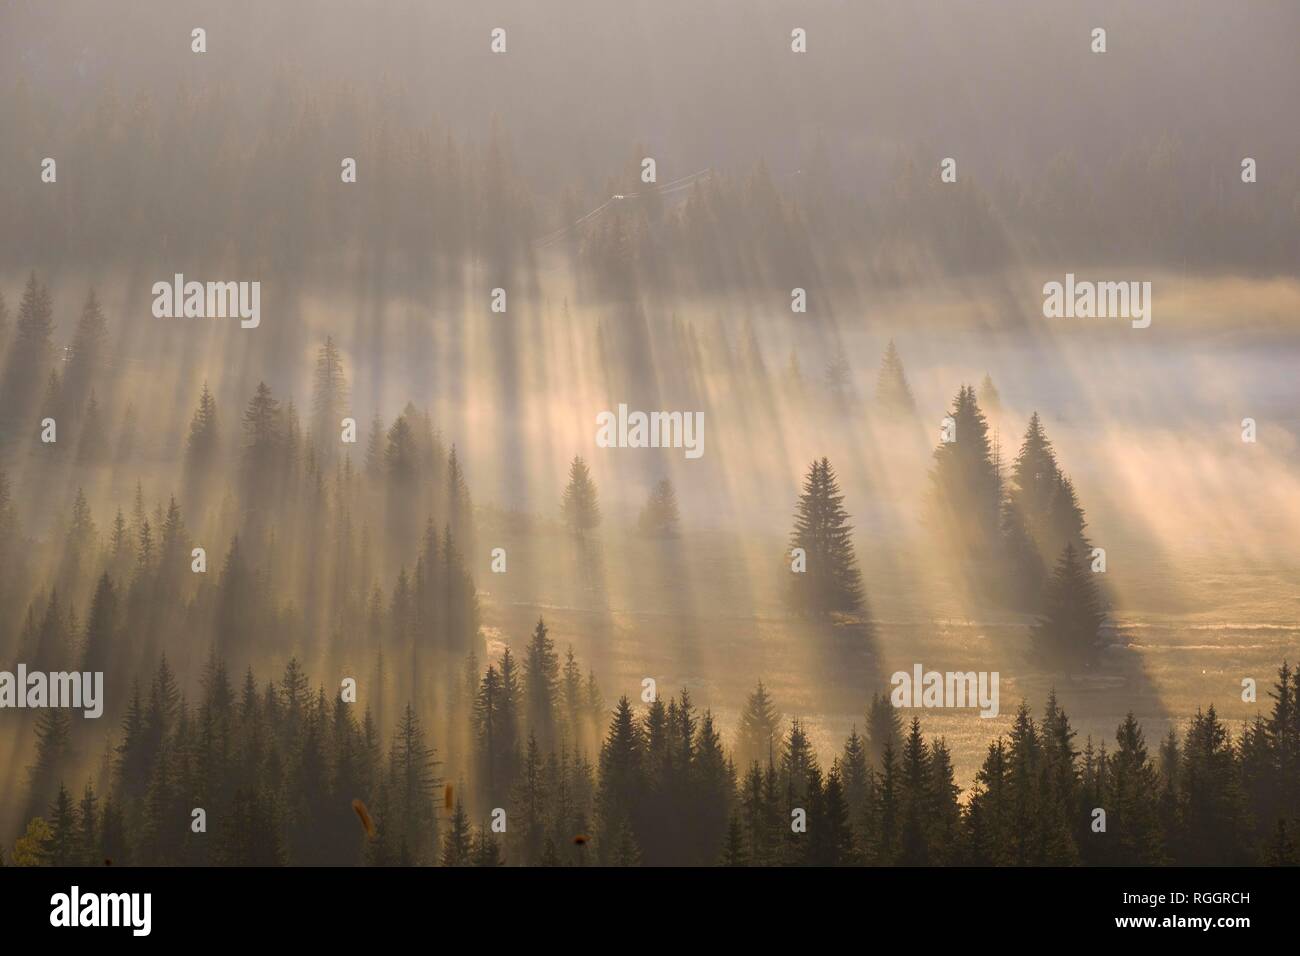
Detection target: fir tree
<box><xmin>596</xmin><ymin>697</ymin><xmax>645</xmax><ymax>860</ymax></box>
<box><xmin>311</xmin><ymin>336</ymin><xmax>350</xmax><ymax>462</ymax></box>
<box><xmin>0</xmin><ymin>273</ymin><xmax>55</xmax><ymax>435</ymax></box>
<box><xmin>42</xmin><ymin>783</ymin><xmax>78</xmax><ymax>866</ymax></box>
<box><xmin>928</xmin><ymin>385</ymin><xmax>1001</xmax><ymax>563</ymax></box>
<box><xmin>737</xmin><ymin>681</ymin><xmax>781</xmax><ymax>771</ymax></box>
<box><xmin>561</xmin><ymin>456</ymin><xmax>601</xmax><ymax>535</ymax></box>
<box><xmin>875</xmin><ymin>339</ymin><xmax>915</xmax><ymax>414</ymax></box>
<box><xmin>721</xmin><ymin>813</ymin><xmax>749</xmax><ymax>866</ymax></box>
<box><xmin>522</xmin><ymin>617</ymin><xmax>560</xmax><ymax>748</ymax></box>
<box><xmin>183</xmin><ymin>382</ymin><xmax>220</xmax><ymax>488</ymax></box>
<box><xmin>637</xmin><ymin>478</ymin><xmax>681</xmax><ymax>538</ymax></box>
<box><xmin>787</xmin><ymin>457</ymin><xmax>864</xmax><ymax>616</ymax></box>
<box><xmin>865</xmin><ymin>692</ymin><xmax>903</xmax><ymax>770</ymax></box>
<box><xmin>1109</xmin><ymin>712</ymin><xmax>1163</xmax><ymax>864</ymax></box>
<box><xmin>1032</xmin><ymin>543</ymin><xmax>1106</xmax><ymax>666</ymax></box>
<box><xmin>978</xmin><ymin>372</ymin><xmax>1001</xmax><ymax>414</ymax></box>
<box><xmin>81</xmin><ymin>573</ymin><xmax>118</xmax><ymax>675</ymax></box>
<box><xmin>440</xmin><ymin>794</ymin><xmax>473</xmax><ymax>866</ymax></box>
<box><xmin>62</xmin><ymin>288</ymin><xmax>108</xmax><ymax>419</ymax></box>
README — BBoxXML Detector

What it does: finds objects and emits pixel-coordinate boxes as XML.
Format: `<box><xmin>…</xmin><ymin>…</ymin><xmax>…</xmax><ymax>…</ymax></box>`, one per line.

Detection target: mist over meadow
<box><xmin>0</xmin><ymin>0</ymin><xmax>1296</xmax><ymax>866</ymax></box>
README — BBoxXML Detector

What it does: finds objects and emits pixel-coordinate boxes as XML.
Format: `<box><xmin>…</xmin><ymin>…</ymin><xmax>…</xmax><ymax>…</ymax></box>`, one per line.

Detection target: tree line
<box><xmin>10</xmin><ymin>657</ymin><xmax>1297</xmax><ymax>866</ymax></box>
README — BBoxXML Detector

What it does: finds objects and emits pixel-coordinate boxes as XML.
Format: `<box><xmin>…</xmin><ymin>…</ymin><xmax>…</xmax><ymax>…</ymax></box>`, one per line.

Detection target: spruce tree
<box><xmin>311</xmin><ymin>336</ymin><xmax>350</xmax><ymax>462</ymax></box>
<box><xmin>721</xmin><ymin>813</ymin><xmax>749</xmax><ymax>866</ymax></box>
<box><xmin>637</xmin><ymin>478</ymin><xmax>681</xmax><ymax>538</ymax></box>
<box><xmin>183</xmin><ymin>382</ymin><xmax>220</xmax><ymax>490</ymax></box>
<box><xmin>523</xmin><ymin>617</ymin><xmax>560</xmax><ymax>748</ymax></box>
<box><xmin>26</xmin><ymin>708</ymin><xmax>72</xmax><ymax>822</ymax></box>
<box><xmin>875</xmin><ymin>339</ymin><xmax>915</xmax><ymax>414</ymax></box>
<box><xmin>76</xmin><ymin>782</ymin><xmax>99</xmax><ymax>866</ymax></box>
<box><xmin>1110</xmin><ymin>712</ymin><xmax>1163</xmax><ymax>864</ymax></box>
<box><xmin>61</xmin><ymin>288</ymin><xmax>108</xmax><ymax>419</ymax></box>
<box><xmin>1178</xmin><ymin>706</ymin><xmax>1249</xmax><ymax>864</ymax></box>
<box><xmin>81</xmin><ymin>573</ymin><xmax>118</xmax><ymax>675</ymax></box>
<box><xmin>978</xmin><ymin>372</ymin><xmax>1001</xmax><ymax>414</ymax></box>
<box><xmin>736</xmin><ymin>681</ymin><xmax>781</xmax><ymax>770</ymax></box>
<box><xmin>561</xmin><ymin>456</ymin><xmax>601</xmax><ymax>535</ymax></box>
<box><xmin>0</xmin><ymin>273</ymin><xmax>54</xmax><ymax>437</ymax></box>
<box><xmin>42</xmin><ymin>783</ymin><xmax>78</xmax><ymax>866</ymax></box>
<box><xmin>787</xmin><ymin>457</ymin><xmax>864</xmax><ymax>616</ymax></box>
<box><xmin>928</xmin><ymin>385</ymin><xmax>1001</xmax><ymax>562</ymax></box>
<box><xmin>926</xmin><ymin>737</ymin><xmax>962</xmax><ymax>864</ymax></box>
<box><xmin>865</xmin><ymin>692</ymin><xmax>903</xmax><ymax>770</ymax></box>
<box><xmin>1032</xmin><ymin>543</ymin><xmax>1106</xmax><ymax>666</ymax></box>
<box><xmin>898</xmin><ymin>718</ymin><xmax>930</xmax><ymax>864</ymax></box>
<box><xmin>596</xmin><ymin>697</ymin><xmax>645</xmax><ymax>860</ymax></box>
<box><xmin>440</xmin><ymin>795</ymin><xmax>473</xmax><ymax>866</ymax></box>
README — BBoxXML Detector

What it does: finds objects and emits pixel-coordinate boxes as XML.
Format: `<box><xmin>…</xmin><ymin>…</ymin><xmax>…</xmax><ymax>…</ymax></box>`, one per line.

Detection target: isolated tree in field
<box><xmin>875</xmin><ymin>339</ymin><xmax>915</xmax><ymax>414</ymax></box>
<box><xmin>561</xmin><ymin>456</ymin><xmax>601</xmax><ymax>535</ymax></box>
<box><xmin>637</xmin><ymin>478</ymin><xmax>680</xmax><ymax>538</ymax></box>
<box><xmin>787</xmin><ymin>458</ymin><xmax>863</xmax><ymax>616</ymax></box>
<box><xmin>1031</xmin><ymin>543</ymin><xmax>1105</xmax><ymax>666</ymax></box>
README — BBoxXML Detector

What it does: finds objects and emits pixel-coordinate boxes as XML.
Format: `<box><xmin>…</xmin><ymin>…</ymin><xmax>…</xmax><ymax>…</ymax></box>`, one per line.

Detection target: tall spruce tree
<box><xmin>737</xmin><ymin>681</ymin><xmax>781</xmax><ymax>770</ymax></box>
<box><xmin>1031</xmin><ymin>543</ymin><xmax>1106</xmax><ymax>666</ymax></box>
<box><xmin>522</xmin><ymin>617</ymin><xmax>560</xmax><ymax>748</ymax></box>
<box><xmin>310</xmin><ymin>336</ymin><xmax>349</xmax><ymax>463</ymax></box>
<box><xmin>928</xmin><ymin>385</ymin><xmax>1001</xmax><ymax>563</ymax></box>
<box><xmin>875</xmin><ymin>339</ymin><xmax>915</xmax><ymax>414</ymax></box>
<box><xmin>0</xmin><ymin>273</ymin><xmax>55</xmax><ymax>439</ymax></box>
<box><xmin>561</xmin><ymin>456</ymin><xmax>601</xmax><ymax>536</ymax></box>
<box><xmin>787</xmin><ymin>457</ymin><xmax>863</xmax><ymax>616</ymax></box>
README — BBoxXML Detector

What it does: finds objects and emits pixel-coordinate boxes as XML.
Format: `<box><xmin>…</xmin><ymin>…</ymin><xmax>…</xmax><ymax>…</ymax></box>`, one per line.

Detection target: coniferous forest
<box><xmin>2</xmin><ymin>1</ymin><xmax>1299</xmax><ymax>876</ymax></box>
